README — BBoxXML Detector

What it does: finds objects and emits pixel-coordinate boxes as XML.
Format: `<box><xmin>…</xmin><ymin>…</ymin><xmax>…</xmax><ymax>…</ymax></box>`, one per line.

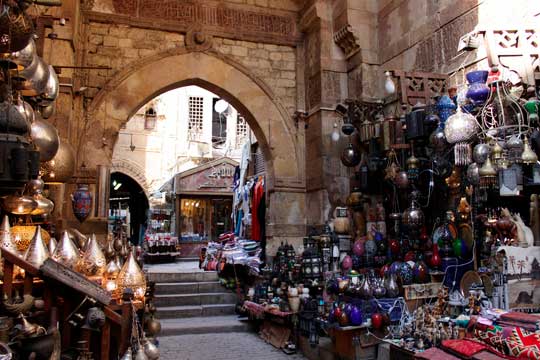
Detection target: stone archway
<box><xmin>111</xmin><ymin>160</ymin><xmax>151</xmax><ymax>199</ymax></box>
<box><xmin>85</xmin><ymin>47</ymin><xmax>307</xmax><ymax>254</ymax></box>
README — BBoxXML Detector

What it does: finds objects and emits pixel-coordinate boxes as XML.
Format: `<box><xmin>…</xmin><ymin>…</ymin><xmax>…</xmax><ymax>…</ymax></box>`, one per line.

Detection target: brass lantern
<box><xmin>24</xmin><ymin>226</ymin><xmax>50</xmax><ymax>268</ymax></box>
<box><xmin>52</xmin><ymin>231</ymin><xmax>80</xmax><ymax>269</ymax></box>
<box><xmin>117</xmin><ymin>250</ymin><xmax>146</xmax><ymax>301</ymax></box>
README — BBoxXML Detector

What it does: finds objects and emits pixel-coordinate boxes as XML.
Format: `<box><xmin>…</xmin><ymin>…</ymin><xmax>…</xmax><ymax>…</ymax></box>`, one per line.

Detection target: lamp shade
<box><xmin>24</xmin><ymin>226</ymin><xmax>50</xmax><ymax>267</ymax></box>
<box><xmin>52</xmin><ymin>231</ymin><xmax>80</xmax><ymax>269</ymax></box>
<box><xmin>117</xmin><ymin>250</ymin><xmax>146</xmax><ymax>300</ymax></box>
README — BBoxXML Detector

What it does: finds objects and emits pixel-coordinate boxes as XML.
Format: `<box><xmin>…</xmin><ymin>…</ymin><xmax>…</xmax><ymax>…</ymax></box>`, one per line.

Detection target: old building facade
<box><xmin>43</xmin><ymin>0</ymin><xmax>539</xmax><ymax>254</ymax></box>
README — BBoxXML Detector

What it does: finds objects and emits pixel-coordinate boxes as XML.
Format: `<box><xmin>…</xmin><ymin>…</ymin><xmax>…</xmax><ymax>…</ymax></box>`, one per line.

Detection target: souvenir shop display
<box><xmin>143</xmin><ymin>233</ymin><xmax>179</xmax><ymax>264</ymax></box>
<box><xmin>229</xmin><ymin>49</ymin><xmax>540</xmax><ymax>358</ymax></box>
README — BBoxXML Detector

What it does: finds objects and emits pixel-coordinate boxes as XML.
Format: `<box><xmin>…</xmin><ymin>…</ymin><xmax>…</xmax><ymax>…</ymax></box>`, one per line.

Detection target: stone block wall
<box><xmin>83</xmin><ymin>23</ymin><xmax>297</xmax><ymax>115</ymax></box>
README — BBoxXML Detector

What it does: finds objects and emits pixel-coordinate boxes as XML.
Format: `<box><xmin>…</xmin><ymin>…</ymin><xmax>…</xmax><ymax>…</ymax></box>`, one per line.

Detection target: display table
<box><xmin>328</xmin><ymin>324</ymin><xmax>382</xmax><ymax>360</ymax></box>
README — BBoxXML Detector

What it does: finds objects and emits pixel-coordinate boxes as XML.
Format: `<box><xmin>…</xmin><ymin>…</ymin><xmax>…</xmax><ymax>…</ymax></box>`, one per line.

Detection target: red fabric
<box><xmin>507</xmin><ymin>327</ymin><xmax>540</xmax><ymax>359</ymax></box>
<box><xmin>500</xmin><ymin>313</ymin><xmax>540</xmax><ymax>325</ymax></box>
<box><xmin>442</xmin><ymin>339</ymin><xmax>487</xmax><ymax>357</ymax></box>
<box><xmin>251</xmin><ymin>179</ymin><xmax>264</xmax><ymax>241</ymax></box>
<box><xmin>415</xmin><ymin>347</ymin><xmax>460</xmax><ymax>360</ymax></box>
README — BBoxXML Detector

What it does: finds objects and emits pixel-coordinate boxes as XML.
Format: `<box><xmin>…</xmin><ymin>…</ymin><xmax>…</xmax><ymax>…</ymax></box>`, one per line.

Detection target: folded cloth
<box><xmin>415</xmin><ymin>347</ymin><xmax>460</xmax><ymax>360</ymax></box>
<box><xmin>500</xmin><ymin>312</ymin><xmax>540</xmax><ymax>325</ymax></box>
<box><xmin>442</xmin><ymin>339</ymin><xmax>488</xmax><ymax>358</ymax></box>
<box><xmin>497</xmin><ymin>321</ymin><xmax>538</xmax><ymax>332</ymax></box>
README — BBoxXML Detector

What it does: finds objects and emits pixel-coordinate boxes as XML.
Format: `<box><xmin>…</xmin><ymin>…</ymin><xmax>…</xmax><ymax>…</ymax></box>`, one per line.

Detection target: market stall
<box><xmin>219</xmin><ymin>63</ymin><xmax>540</xmax><ymax>359</ymax></box>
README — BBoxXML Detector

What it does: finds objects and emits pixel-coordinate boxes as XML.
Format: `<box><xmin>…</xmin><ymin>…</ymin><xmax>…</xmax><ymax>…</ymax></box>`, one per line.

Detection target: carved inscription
<box><xmin>112</xmin><ymin>1</ymin><xmax>297</xmax><ymax>39</ymax></box>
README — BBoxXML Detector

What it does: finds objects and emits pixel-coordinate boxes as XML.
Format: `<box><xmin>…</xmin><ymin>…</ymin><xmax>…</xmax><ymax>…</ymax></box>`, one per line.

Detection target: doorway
<box><xmin>109</xmin><ymin>172</ymin><xmax>150</xmax><ymax>245</ymax></box>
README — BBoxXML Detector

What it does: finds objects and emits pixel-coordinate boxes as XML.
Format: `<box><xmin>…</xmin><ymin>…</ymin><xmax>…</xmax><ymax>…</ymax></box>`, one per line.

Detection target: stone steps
<box><xmin>159</xmin><ymin>316</ymin><xmax>251</xmax><ymax>336</ymax></box>
<box><xmin>156</xmin><ymin>304</ymin><xmax>236</xmax><ymax>319</ymax></box>
<box><xmin>155</xmin><ymin>281</ymin><xmax>223</xmax><ymax>295</ymax></box>
<box><xmin>154</xmin><ymin>292</ymin><xmax>237</xmax><ymax>307</ymax></box>
<box><xmin>148</xmin><ymin>271</ymin><xmax>218</xmax><ymax>283</ymax></box>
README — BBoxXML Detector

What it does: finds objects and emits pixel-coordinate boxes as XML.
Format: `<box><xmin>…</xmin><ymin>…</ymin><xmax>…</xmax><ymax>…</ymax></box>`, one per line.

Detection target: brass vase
<box><xmin>52</xmin><ymin>232</ymin><xmax>80</xmax><ymax>269</ymax></box>
<box><xmin>24</xmin><ymin>226</ymin><xmax>50</xmax><ymax>268</ymax></box>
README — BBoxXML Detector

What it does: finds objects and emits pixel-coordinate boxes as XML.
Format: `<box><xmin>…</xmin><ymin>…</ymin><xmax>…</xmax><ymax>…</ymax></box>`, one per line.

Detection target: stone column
<box><xmin>300</xmin><ymin>1</ymin><xmax>351</xmax><ymax>231</ymax></box>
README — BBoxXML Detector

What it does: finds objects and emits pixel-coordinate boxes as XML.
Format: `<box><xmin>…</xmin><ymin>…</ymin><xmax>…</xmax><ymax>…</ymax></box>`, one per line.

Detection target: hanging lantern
<box><xmin>30</xmin><ymin>118</ymin><xmax>59</xmax><ymax>162</ymax></box>
<box><xmin>406</xmin><ymin>148</ymin><xmax>420</xmax><ymax>181</ymax></box>
<box><xmin>499</xmin><ymin>163</ymin><xmax>523</xmax><ymax>196</ymax></box>
<box><xmin>79</xmin><ymin>234</ymin><xmax>106</xmax><ymax>277</ymax></box>
<box><xmin>506</xmin><ymin>136</ymin><xmax>524</xmax><ymax>163</ymax></box>
<box><xmin>117</xmin><ymin>250</ymin><xmax>146</xmax><ymax>300</ymax></box>
<box><xmin>384</xmin><ymin>71</ymin><xmax>396</xmax><ymax>95</ymax></box>
<box><xmin>52</xmin><ymin>231</ymin><xmax>80</xmax><ymax>269</ymax></box>
<box><xmin>473</xmin><ymin>143</ymin><xmax>490</xmax><ymax>164</ymax></box>
<box><xmin>436</xmin><ymin>94</ymin><xmax>457</xmax><ymax>127</ymax></box>
<box><xmin>71</xmin><ymin>184</ymin><xmax>93</xmax><ymax>223</ymax></box>
<box><xmin>479</xmin><ymin>157</ymin><xmax>497</xmax><ymax>188</ymax></box>
<box><xmin>382</xmin><ymin>116</ymin><xmax>401</xmax><ymax>150</ymax></box>
<box><xmin>41</xmin><ymin>138</ymin><xmax>75</xmax><ymax>184</ymax></box>
<box><xmin>359</xmin><ymin>119</ymin><xmax>375</xmax><ymax>143</ymax></box>
<box><xmin>341</xmin><ymin>143</ymin><xmax>361</xmax><ymax>167</ymax></box>
<box><xmin>405</xmin><ymin>103</ymin><xmax>426</xmax><ymax>140</ymax></box>
<box><xmin>24</xmin><ymin>226</ymin><xmax>50</xmax><ymax>268</ymax></box>
<box><xmin>26</xmin><ymin>178</ymin><xmax>54</xmax><ymax>216</ymax></box>
<box><xmin>466</xmin><ymin>163</ymin><xmax>480</xmax><ymax>185</ymax></box>
<box><xmin>2</xmin><ymin>193</ymin><xmax>37</xmax><ymax>215</ymax></box>
<box><xmin>429</xmin><ymin>127</ymin><xmax>448</xmax><ymax>152</ymax></box>
<box><xmin>491</xmin><ymin>140</ymin><xmax>504</xmax><ymax>167</ymax></box>
<box><xmin>522</xmin><ymin>138</ymin><xmax>538</xmax><ymax>164</ymax></box>
<box><xmin>443</xmin><ymin>107</ymin><xmax>478</xmax><ymax>166</ymax></box>
<box><xmin>402</xmin><ymin>195</ymin><xmax>424</xmax><ymax>231</ymax></box>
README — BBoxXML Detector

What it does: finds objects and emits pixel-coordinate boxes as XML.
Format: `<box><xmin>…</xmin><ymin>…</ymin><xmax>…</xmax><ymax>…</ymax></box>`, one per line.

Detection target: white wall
<box><xmin>112</xmin><ymin>86</ymin><xmax>250</xmax><ymax>198</ymax></box>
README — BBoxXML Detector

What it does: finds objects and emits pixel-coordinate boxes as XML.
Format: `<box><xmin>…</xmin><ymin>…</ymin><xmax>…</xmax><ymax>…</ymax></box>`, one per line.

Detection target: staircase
<box><xmin>148</xmin><ymin>266</ymin><xmax>250</xmax><ymax>336</ymax></box>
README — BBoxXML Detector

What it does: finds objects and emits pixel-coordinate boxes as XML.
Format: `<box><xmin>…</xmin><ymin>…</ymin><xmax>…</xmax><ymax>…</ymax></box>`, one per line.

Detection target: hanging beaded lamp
<box><xmin>444</xmin><ymin>107</ymin><xmax>479</xmax><ymax>166</ymax></box>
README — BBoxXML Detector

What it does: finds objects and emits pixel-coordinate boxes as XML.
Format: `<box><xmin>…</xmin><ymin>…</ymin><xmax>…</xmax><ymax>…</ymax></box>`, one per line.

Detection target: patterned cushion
<box><xmin>442</xmin><ymin>339</ymin><xmax>487</xmax><ymax>358</ymax></box>
<box><xmin>507</xmin><ymin>327</ymin><xmax>540</xmax><ymax>359</ymax></box>
<box><xmin>475</xmin><ymin>325</ymin><xmax>507</xmax><ymax>353</ymax></box>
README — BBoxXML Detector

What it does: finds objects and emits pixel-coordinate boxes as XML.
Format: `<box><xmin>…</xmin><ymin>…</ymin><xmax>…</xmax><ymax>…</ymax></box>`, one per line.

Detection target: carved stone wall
<box><xmin>377</xmin><ymin>0</ymin><xmax>540</xmax><ymax>78</ymax></box>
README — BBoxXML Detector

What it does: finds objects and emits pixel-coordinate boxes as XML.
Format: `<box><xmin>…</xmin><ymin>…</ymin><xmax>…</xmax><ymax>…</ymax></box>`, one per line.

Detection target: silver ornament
<box><xmin>473</xmin><ymin>143</ymin><xmax>490</xmax><ymax>164</ymax></box>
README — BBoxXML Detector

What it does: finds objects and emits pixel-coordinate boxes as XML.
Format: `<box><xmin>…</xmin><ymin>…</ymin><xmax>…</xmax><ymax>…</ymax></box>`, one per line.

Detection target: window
<box><xmin>144</xmin><ymin>107</ymin><xmax>157</xmax><ymax>130</ymax></box>
<box><xmin>212</xmin><ymin>98</ymin><xmax>227</xmax><ymax>147</ymax></box>
<box><xmin>236</xmin><ymin>114</ymin><xmax>248</xmax><ymax>147</ymax></box>
<box><xmin>188</xmin><ymin>96</ymin><xmax>204</xmax><ymax>140</ymax></box>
